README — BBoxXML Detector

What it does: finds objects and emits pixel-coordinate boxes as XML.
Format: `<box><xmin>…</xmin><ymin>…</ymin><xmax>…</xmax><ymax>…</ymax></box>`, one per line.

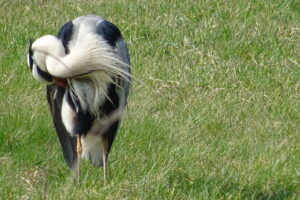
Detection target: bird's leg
<box><xmin>76</xmin><ymin>135</ymin><xmax>82</xmax><ymax>184</ymax></box>
<box><xmin>101</xmin><ymin>138</ymin><xmax>109</xmax><ymax>182</ymax></box>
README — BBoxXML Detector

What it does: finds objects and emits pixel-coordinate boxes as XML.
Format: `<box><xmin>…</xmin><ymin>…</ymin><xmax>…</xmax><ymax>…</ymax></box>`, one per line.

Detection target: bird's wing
<box><xmin>46</xmin><ymin>85</ymin><xmax>77</xmax><ymax>169</ymax></box>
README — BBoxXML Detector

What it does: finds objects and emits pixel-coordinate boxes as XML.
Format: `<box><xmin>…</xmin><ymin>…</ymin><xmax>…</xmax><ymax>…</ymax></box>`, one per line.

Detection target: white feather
<box><xmin>61</xmin><ymin>92</ymin><xmax>76</xmax><ymax>135</ymax></box>
<box><xmin>81</xmin><ymin>133</ymin><xmax>103</xmax><ymax>167</ymax></box>
<box><xmin>69</xmin><ymin>71</ymin><xmax>112</xmax><ymax>116</ymax></box>
<box><xmin>44</xmin><ymin>33</ymin><xmax>130</xmax><ymax>80</ymax></box>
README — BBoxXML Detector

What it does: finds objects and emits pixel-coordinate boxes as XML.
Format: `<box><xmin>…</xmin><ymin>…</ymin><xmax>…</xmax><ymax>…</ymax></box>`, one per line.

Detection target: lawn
<box><xmin>0</xmin><ymin>0</ymin><xmax>299</xmax><ymax>199</ymax></box>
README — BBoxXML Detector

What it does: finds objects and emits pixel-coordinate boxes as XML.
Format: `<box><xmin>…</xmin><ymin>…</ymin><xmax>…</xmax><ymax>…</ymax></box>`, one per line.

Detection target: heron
<box><xmin>27</xmin><ymin>15</ymin><xmax>131</xmax><ymax>182</ymax></box>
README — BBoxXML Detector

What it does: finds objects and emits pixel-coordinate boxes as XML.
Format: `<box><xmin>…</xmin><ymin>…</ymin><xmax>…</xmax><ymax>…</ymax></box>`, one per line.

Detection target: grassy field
<box><xmin>0</xmin><ymin>0</ymin><xmax>300</xmax><ymax>199</ymax></box>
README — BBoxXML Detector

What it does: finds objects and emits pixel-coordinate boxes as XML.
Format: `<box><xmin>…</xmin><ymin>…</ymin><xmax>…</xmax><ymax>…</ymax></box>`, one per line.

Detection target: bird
<box><xmin>27</xmin><ymin>15</ymin><xmax>131</xmax><ymax>182</ymax></box>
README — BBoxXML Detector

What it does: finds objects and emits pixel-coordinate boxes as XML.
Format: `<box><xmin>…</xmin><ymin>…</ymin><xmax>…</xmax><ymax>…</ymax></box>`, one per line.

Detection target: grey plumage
<box><xmin>27</xmin><ymin>15</ymin><xmax>131</xmax><ymax>173</ymax></box>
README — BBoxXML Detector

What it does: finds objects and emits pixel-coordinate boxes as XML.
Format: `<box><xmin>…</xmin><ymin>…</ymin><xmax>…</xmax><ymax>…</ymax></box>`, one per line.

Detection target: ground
<box><xmin>0</xmin><ymin>0</ymin><xmax>299</xmax><ymax>199</ymax></box>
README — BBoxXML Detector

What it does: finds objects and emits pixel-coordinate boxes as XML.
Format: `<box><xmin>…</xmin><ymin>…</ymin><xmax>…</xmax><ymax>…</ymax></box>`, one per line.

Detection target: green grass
<box><xmin>1</xmin><ymin>0</ymin><xmax>300</xmax><ymax>199</ymax></box>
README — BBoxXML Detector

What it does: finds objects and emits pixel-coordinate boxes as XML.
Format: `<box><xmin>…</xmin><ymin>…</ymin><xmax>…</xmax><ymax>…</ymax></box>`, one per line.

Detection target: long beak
<box><xmin>53</xmin><ymin>77</ymin><xmax>68</xmax><ymax>88</ymax></box>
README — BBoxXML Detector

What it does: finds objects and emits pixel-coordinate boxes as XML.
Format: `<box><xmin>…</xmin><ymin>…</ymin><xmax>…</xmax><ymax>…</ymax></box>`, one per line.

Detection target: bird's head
<box><xmin>27</xmin><ymin>35</ymin><xmax>67</xmax><ymax>86</ymax></box>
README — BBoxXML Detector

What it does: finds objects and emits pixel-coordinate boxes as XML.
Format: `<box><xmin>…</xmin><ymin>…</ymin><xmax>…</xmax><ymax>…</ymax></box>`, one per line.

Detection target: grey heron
<box><xmin>27</xmin><ymin>15</ymin><xmax>131</xmax><ymax>182</ymax></box>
